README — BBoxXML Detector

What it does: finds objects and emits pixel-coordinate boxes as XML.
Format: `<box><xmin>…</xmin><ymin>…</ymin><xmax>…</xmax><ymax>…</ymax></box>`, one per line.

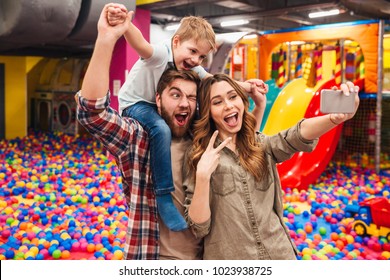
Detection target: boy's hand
<box><xmin>107</xmin><ymin>3</ymin><xmax>129</xmax><ymax>26</ymax></box>
<box><xmin>246</xmin><ymin>79</ymin><xmax>268</xmax><ymax>107</ymax></box>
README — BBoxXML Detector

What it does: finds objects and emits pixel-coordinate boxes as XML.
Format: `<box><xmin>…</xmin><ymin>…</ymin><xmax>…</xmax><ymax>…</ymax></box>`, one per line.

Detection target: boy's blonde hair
<box><xmin>174</xmin><ymin>16</ymin><xmax>216</xmax><ymax>51</ymax></box>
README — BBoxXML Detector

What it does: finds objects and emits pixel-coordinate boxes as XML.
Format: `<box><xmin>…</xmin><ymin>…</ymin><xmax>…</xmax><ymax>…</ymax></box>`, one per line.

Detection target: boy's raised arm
<box><xmin>107</xmin><ymin>4</ymin><xmax>153</xmax><ymax>59</ymax></box>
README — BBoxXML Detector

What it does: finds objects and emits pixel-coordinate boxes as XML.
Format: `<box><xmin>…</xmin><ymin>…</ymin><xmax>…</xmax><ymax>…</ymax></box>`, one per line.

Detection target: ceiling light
<box><xmin>288</xmin><ymin>41</ymin><xmax>306</xmax><ymax>45</ymax></box>
<box><xmin>220</xmin><ymin>19</ymin><xmax>249</xmax><ymax>27</ymax></box>
<box><xmin>308</xmin><ymin>9</ymin><xmax>340</xmax><ymax>18</ymax></box>
<box><xmin>243</xmin><ymin>34</ymin><xmax>258</xmax><ymax>40</ymax></box>
<box><xmin>164</xmin><ymin>23</ymin><xmax>180</xmax><ymax>31</ymax></box>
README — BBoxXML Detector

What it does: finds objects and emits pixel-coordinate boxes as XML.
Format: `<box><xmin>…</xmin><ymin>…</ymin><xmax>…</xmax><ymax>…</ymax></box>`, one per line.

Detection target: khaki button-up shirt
<box><xmin>183</xmin><ymin>120</ymin><xmax>318</xmax><ymax>260</ymax></box>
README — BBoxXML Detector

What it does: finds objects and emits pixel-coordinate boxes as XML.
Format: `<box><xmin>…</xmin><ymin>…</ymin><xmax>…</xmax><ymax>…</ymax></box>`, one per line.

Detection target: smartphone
<box><xmin>320</xmin><ymin>89</ymin><xmax>355</xmax><ymax>114</ymax></box>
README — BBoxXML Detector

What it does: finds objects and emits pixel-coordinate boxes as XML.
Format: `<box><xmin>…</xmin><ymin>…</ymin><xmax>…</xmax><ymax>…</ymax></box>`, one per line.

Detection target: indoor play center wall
<box><xmin>0</xmin><ymin>0</ymin><xmax>136</xmax><ymax>139</ymax></box>
<box><xmin>209</xmin><ymin>20</ymin><xmax>390</xmax><ymax>190</ymax></box>
<box><xmin>28</xmin><ymin>58</ymin><xmax>89</xmax><ymax>135</ymax></box>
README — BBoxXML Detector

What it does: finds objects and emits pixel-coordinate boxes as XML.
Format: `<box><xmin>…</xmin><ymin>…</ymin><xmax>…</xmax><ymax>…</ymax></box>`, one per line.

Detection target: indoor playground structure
<box><xmin>0</xmin><ymin>19</ymin><xmax>390</xmax><ymax>261</ymax></box>
<box><xmin>217</xmin><ymin>19</ymin><xmax>390</xmax><ymax>191</ymax></box>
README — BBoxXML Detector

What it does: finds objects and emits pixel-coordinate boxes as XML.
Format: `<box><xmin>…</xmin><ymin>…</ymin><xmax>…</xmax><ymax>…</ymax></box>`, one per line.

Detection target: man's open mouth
<box><xmin>175</xmin><ymin>112</ymin><xmax>189</xmax><ymax>126</ymax></box>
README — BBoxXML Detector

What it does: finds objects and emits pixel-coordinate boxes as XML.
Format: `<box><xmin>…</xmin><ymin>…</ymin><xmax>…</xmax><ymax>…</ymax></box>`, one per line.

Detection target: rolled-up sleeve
<box><xmin>76</xmin><ymin>91</ymin><xmax>139</xmax><ymax>157</ymax></box>
<box><xmin>263</xmin><ymin>119</ymin><xmax>319</xmax><ymax>163</ymax></box>
<box><xmin>76</xmin><ymin>91</ymin><xmax>109</xmax><ymax>112</ymax></box>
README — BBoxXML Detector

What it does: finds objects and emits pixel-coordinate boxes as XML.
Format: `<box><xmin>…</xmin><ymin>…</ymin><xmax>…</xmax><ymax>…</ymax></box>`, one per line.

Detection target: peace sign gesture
<box><xmin>196</xmin><ymin>131</ymin><xmax>231</xmax><ymax>180</ymax></box>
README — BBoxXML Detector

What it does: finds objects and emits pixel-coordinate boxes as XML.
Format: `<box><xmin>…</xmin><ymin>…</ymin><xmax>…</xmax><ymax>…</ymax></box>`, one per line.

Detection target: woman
<box><xmin>183</xmin><ymin>73</ymin><xmax>359</xmax><ymax>260</ymax></box>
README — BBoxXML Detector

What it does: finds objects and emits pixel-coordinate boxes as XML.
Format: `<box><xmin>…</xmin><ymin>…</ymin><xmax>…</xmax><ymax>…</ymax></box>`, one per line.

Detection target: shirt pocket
<box><xmin>211</xmin><ymin>167</ymin><xmax>235</xmax><ymax>196</ymax></box>
<box><xmin>254</xmin><ymin>171</ymin><xmax>273</xmax><ymax>192</ymax></box>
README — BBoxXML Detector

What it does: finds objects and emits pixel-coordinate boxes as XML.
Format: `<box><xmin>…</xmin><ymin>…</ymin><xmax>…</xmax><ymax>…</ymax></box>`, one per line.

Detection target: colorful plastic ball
<box><xmin>94</xmin><ymin>252</ymin><xmax>104</xmax><ymax>259</ymax></box>
<box><xmin>94</xmin><ymin>243</ymin><xmax>104</xmax><ymax>252</ymax></box>
<box><xmin>367</xmin><ymin>239</ymin><xmax>375</xmax><ymax>249</ymax></box>
<box><xmin>19</xmin><ymin>245</ymin><xmax>29</xmax><ymax>253</ymax></box>
<box><xmin>5</xmin><ymin>218</ymin><xmax>14</xmax><ymax>225</ymax></box>
<box><xmin>41</xmin><ymin>218</ymin><xmax>49</xmax><ymax>225</ymax></box>
<box><xmin>381</xmin><ymin>251</ymin><xmax>390</xmax><ymax>259</ymax></box>
<box><xmin>302</xmin><ymin>211</ymin><xmax>310</xmax><ymax>218</ymax></box>
<box><xmin>113</xmin><ymin>250</ymin><xmax>123</xmax><ymax>260</ymax></box>
<box><xmin>62</xmin><ymin>242</ymin><xmax>72</xmax><ymax>251</ymax></box>
<box><xmin>301</xmin><ymin>254</ymin><xmax>312</xmax><ymax>260</ymax></box>
<box><xmin>293</xmin><ymin>207</ymin><xmax>301</xmax><ymax>215</ymax></box>
<box><xmin>48</xmin><ymin>245</ymin><xmax>58</xmax><ymax>255</ymax></box>
<box><xmin>347</xmin><ymin>251</ymin><xmax>358</xmax><ymax>259</ymax></box>
<box><xmin>86</xmin><ymin>244</ymin><xmax>95</xmax><ymax>253</ymax></box>
<box><xmin>72</xmin><ymin>241</ymin><xmax>81</xmax><ymax>251</ymax></box>
<box><xmin>314</xmin><ymin>209</ymin><xmax>323</xmax><ymax>217</ymax></box>
<box><xmin>85</xmin><ymin>232</ymin><xmax>93</xmax><ymax>241</ymax></box>
<box><xmin>301</xmin><ymin>248</ymin><xmax>312</xmax><ymax>255</ymax></box>
<box><xmin>80</xmin><ymin>242</ymin><xmax>88</xmax><ymax>252</ymax></box>
<box><xmin>1</xmin><ymin>229</ymin><xmax>11</xmax><ymax>239</ymax></box>
<box><xmin>52</xmin><ymin>249</ymin><xmax>62</xmax><ymax>259</ymax></box>
<box><xmin>40</xmin><ymin>249</ymin><xmax>49</xmax><ymax>259</ymax></box>
<box><xmin>382</xmin><ymin>243</ymin><xmax>390</xmax><ymax>252</ymax></box>
<box><xmin>294</xmin><ymin>222</ymin><xmax>304</xmax><ymax>230</ymax></box>
<box><xmin>27</xmin><ymin>231</ymin><xmax>36</xmax><ymax>240</ymax></box>
<box><xmin>30</xmin><ymin>246</ymin><xmax>39</xmax><ymax>256</ymax></box>
<box><xmin>345</xmin><ymin>234</ymin><xmax>354</xmax><ymax>244</ymax></box>
<box><xmin>15</xmin><ymin>252</ymin><xmax>25</xmax><ymax>260</ymax></box>
<box><xmin>330</xmin><ymin>232</ymin><xmax>339</xmax><ymax>241</ymax></box>
<box><xmin>19</xmin><ymin>222</ymin><xmax>28</xmax><ymax>230</ymax></box>
<box><xmin>5</xmin><ymin>250</ymin><xmax>15</xmax><ymax>259</ymax></box>
<box><xmin>24</xmin><ymin>251</ymin><xmax>35</xmax><ymax>259</ymax></box>
<box><xmin>61</xmin><ymin>250</ymin><xmax>71</xmax><ymax>259</ymax></box>
<box><xmin>372</xmin><ymin>243</ymin><xmax>382</xmax><ymax>252</ymax></box>
<box><xmin>304</xmin><ymin>224</ymin><xmax>313</xmax><ymax>234</ymax></box>
<box><xmin>318</xmin><ymin>227</ymin><xmax>327</xmax><ymax>236</ymax></box>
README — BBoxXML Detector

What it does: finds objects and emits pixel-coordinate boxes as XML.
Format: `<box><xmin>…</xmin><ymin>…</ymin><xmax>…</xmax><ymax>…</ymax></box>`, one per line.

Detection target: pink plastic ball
<box><xmin>1</xmin><ymin>230</ymin><xmax>11</xmax><ymax>239</ymax></box>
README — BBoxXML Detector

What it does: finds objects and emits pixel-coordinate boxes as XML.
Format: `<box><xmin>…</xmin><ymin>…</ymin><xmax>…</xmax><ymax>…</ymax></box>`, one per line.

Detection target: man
<box><xmin>76</xmin><ymin>4</ymin><xmax>202</xmax><ymax>259</ymax></box>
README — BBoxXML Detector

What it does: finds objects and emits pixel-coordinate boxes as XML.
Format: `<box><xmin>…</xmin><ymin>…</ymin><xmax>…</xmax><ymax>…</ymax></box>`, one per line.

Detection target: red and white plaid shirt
<box><xmin>76</xmin><ymin>92</ymin><xmax>159</xmax><ymax>259</ymax></box>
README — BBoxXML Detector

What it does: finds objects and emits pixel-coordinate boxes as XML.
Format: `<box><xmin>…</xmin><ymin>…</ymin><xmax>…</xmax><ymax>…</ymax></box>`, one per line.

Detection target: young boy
<box><xmin>107</xmin><ymin>4</ymin><xmax>267</xmax><ymax>232</ymax></box>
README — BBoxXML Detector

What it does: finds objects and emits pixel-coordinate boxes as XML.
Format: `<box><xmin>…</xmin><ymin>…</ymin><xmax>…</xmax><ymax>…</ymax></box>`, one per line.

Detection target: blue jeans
<box><xmin>123</xmin><ymin>102</ymin><xmax>173</xmax><ymax>194</ymax></box>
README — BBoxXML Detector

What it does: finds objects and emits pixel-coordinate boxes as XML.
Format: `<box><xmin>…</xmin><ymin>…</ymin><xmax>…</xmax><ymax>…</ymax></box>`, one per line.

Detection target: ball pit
<box><xmin>0</xmin><ymin>131</ymin><xmax>389</xmax><ymax>260</ymax></box>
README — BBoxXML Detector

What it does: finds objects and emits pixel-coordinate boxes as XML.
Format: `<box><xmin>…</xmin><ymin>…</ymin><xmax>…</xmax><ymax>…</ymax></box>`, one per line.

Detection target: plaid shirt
<box><xmin>76</xmin><ymin>92</ymin><xmax>159</xmax><ymax>259</ymax></box>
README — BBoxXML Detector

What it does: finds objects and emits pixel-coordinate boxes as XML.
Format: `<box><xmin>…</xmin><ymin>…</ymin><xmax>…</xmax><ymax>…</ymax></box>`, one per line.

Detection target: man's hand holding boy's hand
<box><xmin>98</xmin><ymin>4</ymin><xmax>132</xmax><ymax>41</ymax></box>
<box><xmin>107</xmin><ymin>3</ymin><xmax>130</xmax><ymax>26</ymax></box>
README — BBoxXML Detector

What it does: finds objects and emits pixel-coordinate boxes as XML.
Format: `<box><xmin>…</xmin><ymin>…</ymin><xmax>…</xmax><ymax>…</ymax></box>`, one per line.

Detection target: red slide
<box><xmin>277</xmin><ymin>78</ymin><xmax>364</xmax><ymax>191</ymax></box>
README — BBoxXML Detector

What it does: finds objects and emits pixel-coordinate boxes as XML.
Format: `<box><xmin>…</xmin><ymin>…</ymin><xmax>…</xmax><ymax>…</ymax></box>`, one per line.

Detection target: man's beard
<box><xmin>160</xmin><ymin>105</ymin><xmax>193</xmax><ymax>138</ymax></box>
